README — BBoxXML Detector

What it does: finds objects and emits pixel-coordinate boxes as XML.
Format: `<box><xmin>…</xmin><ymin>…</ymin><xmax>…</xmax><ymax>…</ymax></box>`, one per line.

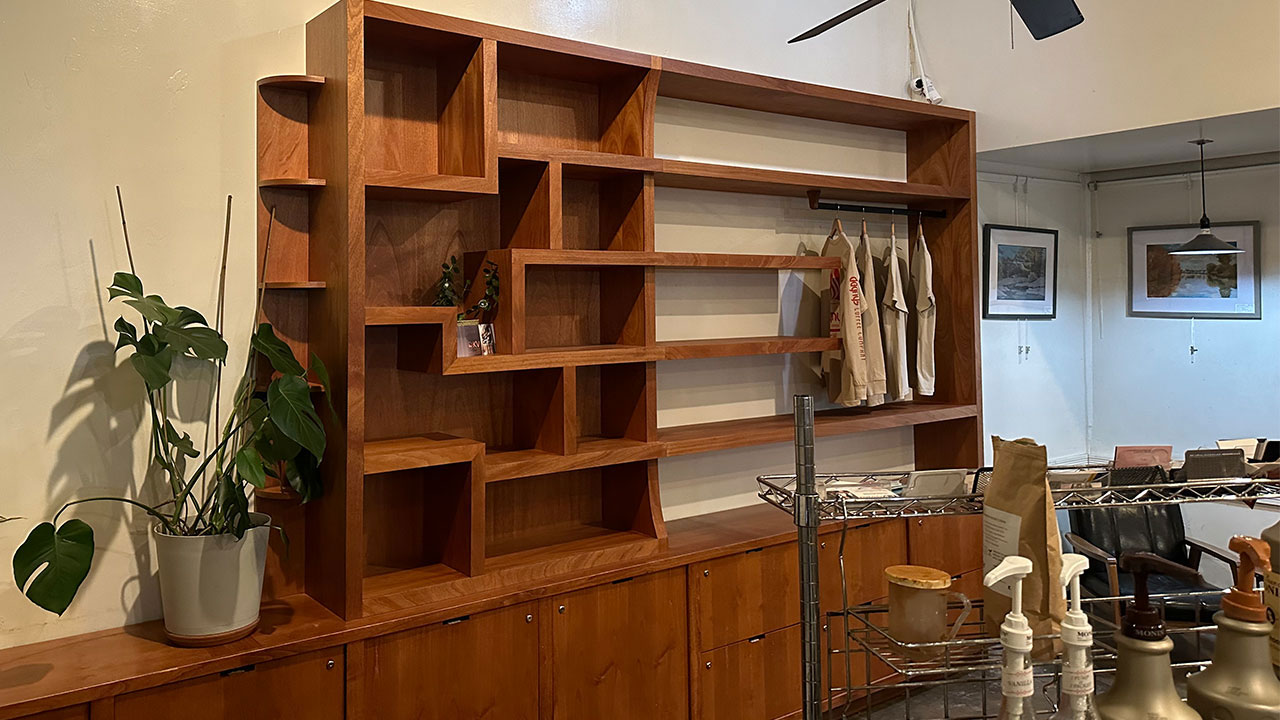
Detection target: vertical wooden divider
<box><xmin>304</xmin><ymin>0</ymin><xmax>366</xmax><ymax>619</ymax></box>
<box><xmin>547</xmin><ymin>161</ymin><xmax>564</xmax><ymax>249</ymax></box>
<box><xmin>562</xmin><ymin>366</ymin><xmax>581</xmax><ymax>456</ymax></box>
<box><xmin>513</xmin><ymin>367</ymin><xmax>572</xmax><ymax>455</ymax></box>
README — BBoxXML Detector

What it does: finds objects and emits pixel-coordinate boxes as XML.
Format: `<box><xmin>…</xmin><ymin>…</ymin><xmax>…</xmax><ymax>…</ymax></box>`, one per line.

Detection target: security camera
<box><xmin>911</xmin><ymin>76</ymin><xmax>942</xmax><ymax>105</ymax></box>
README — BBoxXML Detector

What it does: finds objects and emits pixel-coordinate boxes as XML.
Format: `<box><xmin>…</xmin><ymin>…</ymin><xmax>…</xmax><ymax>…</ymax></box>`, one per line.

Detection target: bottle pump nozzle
<box><xmin>1061</xmin><ymin>554</ymin><xmax>1090</xmax><ymax>617</ymax></box>
<box><xmin>1118</xmin><ymin>552</ymin><xmax>1206</xmax><ymax>641</ymax></box>
<box><xmin>986</xmin><ymin>556</ymin><xmax>1035</xmax><ymax>648</ymax></box>
<box><xmin>1223</xmin><ymin>536</ymin><xmax>1270</xmax><ymax>623</ymax></box>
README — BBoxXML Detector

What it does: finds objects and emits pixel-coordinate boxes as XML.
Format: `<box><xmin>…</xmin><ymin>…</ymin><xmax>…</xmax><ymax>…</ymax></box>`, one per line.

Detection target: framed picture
<box><xmin>1127</xmin><ymin>222</ymin><xmax>1261</xmax><ymax>319</ymax></box>
<box><xmin>983</xmin><ymin>224</ymin><xmax>1058</xmax><ymax>319</ymax></box>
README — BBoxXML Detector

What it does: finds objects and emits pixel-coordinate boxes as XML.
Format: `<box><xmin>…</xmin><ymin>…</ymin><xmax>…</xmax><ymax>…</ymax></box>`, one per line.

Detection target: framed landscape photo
<box><xmin>983</xmin><ymin>224</ymin><xmax>1058</xmax><ymax>319</ymax></box>
<box><xmin>1127</xmin><ymin>222</ymin><xmax>1261</xmax><ymax>319</ymax></box>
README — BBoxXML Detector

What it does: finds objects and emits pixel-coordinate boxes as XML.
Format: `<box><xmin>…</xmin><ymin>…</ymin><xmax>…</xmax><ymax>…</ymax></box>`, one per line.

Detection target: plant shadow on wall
<box><xmin>11</xmin><ymin>193</ymin><xmax>335</xmax><ymax>643</ymax></box>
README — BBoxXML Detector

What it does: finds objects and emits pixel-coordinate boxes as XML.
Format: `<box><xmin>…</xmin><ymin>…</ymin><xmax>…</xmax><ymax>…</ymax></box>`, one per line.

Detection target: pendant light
<box><xmin>1170</xmin><ymin>138</ymin><xmax>1243</xmax><ymax>256</ymax></box>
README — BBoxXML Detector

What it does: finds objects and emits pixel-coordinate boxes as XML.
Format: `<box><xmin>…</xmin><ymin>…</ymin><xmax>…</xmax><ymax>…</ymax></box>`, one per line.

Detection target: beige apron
<box><xmin>820</xmin><ymin>220</ymin><xmax>869</xmax><ymax>406</ymax></box>
<box><xmin>856</xmin><ymin>221</ymin><xmax>887</xmax><ymax>406</ymax></box>
<box><xmin>880</xmin><ymin>225</ymin><xmax>911</xmax><ymax>402</ymax></box>
<box><xmin>911</xmin><ymin>223</ymin><xmax>936</xmax><ymax>396</ymax></box>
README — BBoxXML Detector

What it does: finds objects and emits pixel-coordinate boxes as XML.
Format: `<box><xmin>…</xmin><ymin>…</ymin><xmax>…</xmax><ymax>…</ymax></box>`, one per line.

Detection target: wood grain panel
<box><xmin>13</xmin><ymin>707</ymin><xmax>86</xmax><ymax>720</ymax></box>
<box><xmin>359</xmin><ymin>603</ymin><xmax>538</xmax><ymax>720</ymax></box>
<box><xmin>550</xmin><ymin>569</ymin><xmax>688</xmax><ymax>720</ymax></box>
<box><xmin>365</xmin><ymin>196</ymin><xmax>498</xmax><ymax>308</ymax></box>
<box><xmin>658</xmin><ymin>336</ymin><xmax>836</xmax><ymax>360</ymax></box>
<box><xmin>656</xmin><ymin>159</ymin><xmax>963</xmax><ymax>204</ymax></box>
<box><xmin>114</xmin><ymin>649</ymin><xmax>343</xmax><ymax>720</ymax></box>
<box><xmin>364</xmin><ymin>460</ymin><xmax>477</xmax><ymax>576</ymax></box>
<box><xmin>258</xmin><ymin>85</ymin><xmax>311</xmax><ymax>182</ymax></box>
<box><xmin>257</xmin><ymin>188</ymin><xmax>311</xmax><ymax>284</ymax></box>
<box><xmin>692</xmin><ymin>542</ymin><xmax>799</xmax><ymax>651</ymax></box>
<box><xmin>819</xmin><ymin>520</ymin><xmax>907</xmax><ymax>614</ymax></box>
<box><xmin>437</xmin><ymin>39</ymin><xmax>489</xmax><ymax>178</ymax></box>
<box><xmin>699</xmin><ymin>625</ymin><xmax>801</xmax><ymax>720</ymax></box>
<box><xmin>907</xmin><ymin>514</ymin><xmax>984</xmax><ymax>578</ymax></box>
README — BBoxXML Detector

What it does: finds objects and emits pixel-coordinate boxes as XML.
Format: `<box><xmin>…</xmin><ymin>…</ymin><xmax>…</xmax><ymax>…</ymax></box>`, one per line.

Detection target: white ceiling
<box><xmin>977</xmin><ymin>108</ymin><xmax>1280</xmax><ymax>173</ymax></box>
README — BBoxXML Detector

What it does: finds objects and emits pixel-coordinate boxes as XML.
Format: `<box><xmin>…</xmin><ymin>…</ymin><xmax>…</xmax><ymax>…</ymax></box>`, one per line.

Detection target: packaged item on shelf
<box><xmin>902</xmin><ymin>468</ymin><xmax>969</xmax><ymax>498</ymax></box>
<box><xmin>1095</xmin><ymin>552</ymin><xmax>1203</xmax><ymax>720</ymax></box>
<box><xmin>985</xmin><ymin>555</ymin><xmax>1038</xmax><ymax>720</ymax></box>
<box><xmin>1183</xmin><ymin>448</ymin><xmax>1250</xmax><ymax>480</ymax></box>
<box><xmin>1113</xmin><ymin>444</ymin><xmax>1173</xmax><ymax>469</ymax></box>
<box><xmin>910</xmin><ymin>221</ymin><xmax>936</xmax><ymax>397</ymax></box>
<box><xmin>1266</xmin><ymin>518</ymin><xmax>1280</xmax><ymax>677</ymax></box>
<box><xmin>1186</xmin><ymin>536</ymin><xmax>1280</xmax><ymax>719</ymax></box>
<box><xmin>819</xmin><ymin>475</ymin><xmax>899</xmax><ymax>500</ymax></box>
<box><xmin>982</xmin><ymin>437</ymin><xmax>1066</xmax><ymax>655</ymax></box>
<box><xmin>1051</xmin><ymin>554</ymin><xmax>1101</xmax><ymax>720</ymax></box>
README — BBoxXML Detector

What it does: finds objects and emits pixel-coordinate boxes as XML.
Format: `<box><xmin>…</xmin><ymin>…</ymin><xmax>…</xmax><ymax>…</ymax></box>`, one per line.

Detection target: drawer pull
<box><xmin>748</xmin><ymin>634</ymin><xmax>766</xmax><ymax>643</ymax></box>
<box><xmin>443</xmin><ymin>614</ymin><xmax>471</xmax><ymax>626</ymax></box>
<box><xmin>558</xmin><ymin>605</ymin><xmax>567</xmax><ymax>614</ymax></box>
<box><xmin>526</xmin><ymin>614</ymin><xmax>534</xmax><ymax>623</ymax></box>
<box><xmin>220</xmin><ymin>664</ymin><xmax>256</xmax><ymax>677</ymax></box>
<box><xmin>744</xmin><ymin>547</ymin><xmax>764</xmax><ymax>555</ymax></box>
<box><xmin>611</xmin><ymin>576</ymin><xmax>635</xmax><ymax>585</ymax></box>
<box><xmin>326</xmin><ymin>659</ymin><xmax>335</xmax><ymax>670</ymax></box>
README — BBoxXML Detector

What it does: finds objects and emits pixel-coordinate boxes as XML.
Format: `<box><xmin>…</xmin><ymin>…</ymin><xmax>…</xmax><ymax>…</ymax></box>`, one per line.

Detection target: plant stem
<box><xmin>55</xmin><ymin>496</ymin><xmax>176</xmax><ymax>535</ymax></box>
<box><xmin>172</xmin><ymin>403</ymin><xmax>268</xmax><ymax>527</ymax></box>
<box><xmin>115</xmin><ymin>186</ymin><xmax>137</xmax><ymax>276</ymax></box>
<box><xmin>206</xmin><ymin>195</ymin><xmax>233</xmax><ymax>507</ymax></box>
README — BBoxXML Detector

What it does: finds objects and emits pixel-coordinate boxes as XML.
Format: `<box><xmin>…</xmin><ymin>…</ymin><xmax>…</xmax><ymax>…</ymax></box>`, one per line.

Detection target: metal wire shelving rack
<box><xmin>771</xmin><ymin>395</ymin><xmax>1280</xmax><ymax>720</ymax></box>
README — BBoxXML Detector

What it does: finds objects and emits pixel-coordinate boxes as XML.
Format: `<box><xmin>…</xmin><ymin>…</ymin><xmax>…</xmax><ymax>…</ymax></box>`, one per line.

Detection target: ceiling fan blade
<box><xmin>788</xmin><ymin>0</ymin><xmax>894</xmax><ymax>43</ymax></box>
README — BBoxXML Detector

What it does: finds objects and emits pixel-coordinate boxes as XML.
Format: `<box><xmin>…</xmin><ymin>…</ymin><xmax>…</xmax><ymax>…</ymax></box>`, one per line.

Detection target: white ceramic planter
<box><xmin>151</xmin><ymin>512</ymin><xmax>271</xmax><ymax>646</ymax></box>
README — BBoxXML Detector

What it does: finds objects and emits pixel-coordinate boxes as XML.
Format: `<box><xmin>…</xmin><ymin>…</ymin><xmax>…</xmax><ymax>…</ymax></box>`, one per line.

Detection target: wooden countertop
<box><xmin>0</xmin><ymin>503</ymin><xmax>865</xmax><ymax>718</ymax></box>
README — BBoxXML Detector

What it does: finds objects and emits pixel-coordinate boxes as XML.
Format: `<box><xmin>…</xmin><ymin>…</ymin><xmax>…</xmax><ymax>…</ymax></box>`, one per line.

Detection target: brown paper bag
<box><xmin>982</xmin><ymin>437</ymin><xmax>1066</xmax><ymax>658</ymax></box>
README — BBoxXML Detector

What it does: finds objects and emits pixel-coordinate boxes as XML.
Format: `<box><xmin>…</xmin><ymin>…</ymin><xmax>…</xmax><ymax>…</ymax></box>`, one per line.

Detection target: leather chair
<box><xmin>1062</xmin><ymin>466</ymin><xmax>1237</xmax><ymax>626</ymax></box>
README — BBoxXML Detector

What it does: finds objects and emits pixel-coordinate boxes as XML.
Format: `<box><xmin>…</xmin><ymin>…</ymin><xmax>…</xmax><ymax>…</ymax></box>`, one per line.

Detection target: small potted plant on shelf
<box><xmin>433</xmin><ymin>256</ymin><xmax>499</xmax><ymax>357</ymax></box>
<box><xmin>11</xmin><ymin>194</ymin><xmax>333</xmax><ymax>646</ymax></box>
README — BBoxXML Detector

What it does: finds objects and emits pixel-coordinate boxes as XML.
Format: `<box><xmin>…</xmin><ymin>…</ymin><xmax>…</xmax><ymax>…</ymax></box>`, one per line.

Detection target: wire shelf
<box><xmin>758</xmin><ymin>466</ymin><xmax>1280</xmax><ymax>521</ymax></box>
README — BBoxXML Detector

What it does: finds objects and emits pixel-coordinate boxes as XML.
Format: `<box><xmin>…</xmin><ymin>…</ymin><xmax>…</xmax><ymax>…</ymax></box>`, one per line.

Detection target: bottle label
<box><xmin>1266</xmin><ymin>569</ymin><xmax>1280</xmax><ymax>669</ymax></box>
<box><xmin>1002</xmin><ymin>667</ymin><xmax>1034</xmax><ymax>698</ymax></box>
<box><xmin>1062</xmin><ymin>626</ymin><xmax>1092</xmax><ymax>646</ymax></box>
<box><xmin>1060</xmin><ymin>666</ymin><xmax>1094</xmax><ymax>696</ymax></box>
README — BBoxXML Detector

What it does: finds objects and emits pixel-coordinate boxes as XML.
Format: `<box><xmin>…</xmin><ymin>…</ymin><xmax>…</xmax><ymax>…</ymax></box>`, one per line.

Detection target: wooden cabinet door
<box><xmin>907</xmin><ymin>514</ymin><xmax>983</xmax><ymax>578</ymax></box>
<box><xmin>691</xmin><ymin>542</ymin><xmax>798</xmax><ymax>651</ymax></box>
<box><xmin>819</xmin><ymin>520</ymin><xmax>908</xmax><ymax>614</ymax></box>
<box><xmin>359</xmin><ymin>602</ymin><xmax>539</xmax><ymax>720</ymax></box>
<box><xmin>114</xmin><ymin>648</ymin><xmax>343</xmax><ymax>720</ymax></box>
<box><xmin>699</xmin><ymin>625</ymin><xmax>800</xmax><ymax>720</ymax></box>
<box><xmin>551</xmin><ymin>569</ymin><xmax>688</xmax><ymax>720</ymax></box>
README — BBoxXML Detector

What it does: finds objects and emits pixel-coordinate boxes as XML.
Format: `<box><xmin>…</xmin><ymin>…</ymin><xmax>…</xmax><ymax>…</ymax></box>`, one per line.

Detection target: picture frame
<box><xmin>982</xmin><ymin>224</ymin><xmax>1059</xmax><ymax>319</ymax></box>
<box><xmin>1127</xmin><ymin>222</ymin><xmax>1261</xmax><ymax>319</ymax></box>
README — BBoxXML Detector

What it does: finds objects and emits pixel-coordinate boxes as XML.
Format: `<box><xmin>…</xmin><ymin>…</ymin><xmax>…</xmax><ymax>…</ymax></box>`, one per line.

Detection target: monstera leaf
<box><xmin>13</xmin><ymin>520</ymin><xmax>94</xmax><ymax>616</ymax></box>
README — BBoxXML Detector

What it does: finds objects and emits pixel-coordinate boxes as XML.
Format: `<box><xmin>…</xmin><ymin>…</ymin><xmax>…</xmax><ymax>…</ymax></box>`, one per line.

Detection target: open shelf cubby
<box><xmin>497</xmin><ymin>43</ymin><xmax>652</xmax><ymax>156</ymax></box>
<box><xmin>562</xmin><ymin>165</ymin><xmax>650</xmax><ymax>250</ymax></box>
<box><xmin>574</xmin><ymin>363</ymin><xmax>654</xmax><ymax>447</ymax></box>
<box><xmin>364</xmin><ymin>461</ymin><xmax>479</xmax><ymax>578</ymax></box>
<box><xmin>524</xmin><ymin>264</ymin><xmax>649</xmax><ymax>349</ymax></box>
<box><xmin>484</xmin><ymin>463</ymin><xmax>663</xmax><ymax>569</ymax></box>
<box><xmin>364</xmin><ymin>18</ymin><xmax>493</xmax><ymax>194</ymax></box>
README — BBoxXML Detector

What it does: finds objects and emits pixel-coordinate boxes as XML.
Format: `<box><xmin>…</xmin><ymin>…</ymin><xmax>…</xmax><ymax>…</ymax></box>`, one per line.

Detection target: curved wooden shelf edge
<box><xmin>259</xmin><ymin>177</ymin><xmax>327</xmax><ymax>189</ymax></box>
<box><xmin>257</xmin><ymin>74</ymin><xmax>326</xmax><ymax>91</ymax></box>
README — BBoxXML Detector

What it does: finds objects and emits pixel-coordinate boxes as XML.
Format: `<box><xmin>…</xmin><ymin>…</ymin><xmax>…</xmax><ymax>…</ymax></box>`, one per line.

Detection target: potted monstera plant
<box><xmin>12</xmin><ymin>195</ymin><xmax>332</xmax><ymax>646</ymax></box>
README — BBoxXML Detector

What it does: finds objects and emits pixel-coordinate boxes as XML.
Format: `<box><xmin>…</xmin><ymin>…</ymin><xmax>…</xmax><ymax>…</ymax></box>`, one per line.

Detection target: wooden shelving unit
<box><xmin>255</xmin><ymin>0</ymin><xmax>981</xmax><ymax>622</ymax></box>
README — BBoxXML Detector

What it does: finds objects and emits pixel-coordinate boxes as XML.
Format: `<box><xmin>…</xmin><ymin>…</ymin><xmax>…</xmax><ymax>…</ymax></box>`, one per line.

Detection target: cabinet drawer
<box><xmin>699</xmin><ymin>625</ymin><xmax>801</xmax><ymax>720</ymax></box>
<box><xmin>907</xmin><ymin>514</ymin><xmax>983</xmax><ymax>578</ymax></box>
<box><xmin>115</xmin><ymin>647</ymin><xmax>343</xmax><ymax>720</ymax></box>
<box><xmin>692</xmin><ymin>543</ymin><xmax>798</xmax><ymax>651</ymax></box>
<box><xmin>361</xmin><ymin>602</ymin><xmax>539</xmax><ymax>720</ymax></box>
<box><xmin>819</xmin><ymin>520</ymin><xmax>908</xmax><ymax>614</ymax></box>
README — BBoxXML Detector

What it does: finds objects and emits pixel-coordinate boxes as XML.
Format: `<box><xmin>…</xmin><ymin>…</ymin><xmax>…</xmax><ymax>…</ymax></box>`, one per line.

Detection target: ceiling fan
<box><xmin>789</xmin><ymin>0</ymin><xmax>1084</xmax><ymax>44</ymax></box>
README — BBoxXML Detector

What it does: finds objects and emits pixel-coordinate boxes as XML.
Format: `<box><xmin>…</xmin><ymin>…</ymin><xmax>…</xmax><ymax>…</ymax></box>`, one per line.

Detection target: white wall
<box><xmin>1089</xmin><ymin>165</ymin><xmax>1280</xmax><ymax>454</ymax></box>
<box><xmin>915</xmin><ymin>0</ymin><xmax>1280</xmax><ymax>151</ymax></box>
<box><xmin>0</xmin><ymin>0</ymin><xmax>911</xmax><ymax>648</ymax></box>
<box><xmin>976</xmin><ymin>174</ymin><xmax>1090</xmax><ymax>462</ymax></box>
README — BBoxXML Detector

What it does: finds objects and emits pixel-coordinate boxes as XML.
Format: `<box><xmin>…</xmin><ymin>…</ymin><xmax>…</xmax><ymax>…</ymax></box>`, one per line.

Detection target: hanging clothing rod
<box><xmin>806</xmin><ymin>190</ymin><xmax>947</xmax><ymax>219</ymax></box>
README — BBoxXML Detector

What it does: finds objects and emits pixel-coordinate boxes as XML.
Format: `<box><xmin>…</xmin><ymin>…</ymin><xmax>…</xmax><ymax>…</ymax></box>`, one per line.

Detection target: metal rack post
<box><xmin>793</xmin><ymin>395</ymin><xmax>822</xmax><ymax>720</ymax></box>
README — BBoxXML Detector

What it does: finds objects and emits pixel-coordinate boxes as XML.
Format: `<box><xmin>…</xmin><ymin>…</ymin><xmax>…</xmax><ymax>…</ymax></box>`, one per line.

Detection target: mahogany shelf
<box><xmin>485</xmin><ymin>437</ymin><xmax>664</xmax><ymax>483</ymax></box>
<box><xmin>658</xmin><ymin>335</ymin><xmax>837</xmax><ymax>360</ymax></box>
<box><xmin>259</xmin><ymin>177</ymin><xmax>327</xmax><ymax>189</ymax></box>
<box><xmin>497</xmin><ymin>143</ymin><xmax>663</xmax><ymax>174</ymax></box>
<box><xmin>491</xmin><ymin>248</ymin><xmax>839</xmax><ymax>270</ymax></box>
<box><xmin>260</xmin><ymin>280</ymin><xmax>327</xmax><ymax>290</ymax></box>
<box><xmin>654</xmin><ymin>159</ymin><xmax>961</xmax><ymax>204</ymax></box>
<box><xmin>447</xmin><ymin>345</ymin><xmax>664</xmax><ymax>374</ymax></box>
<box><xmin>365</xmin><ymin>305</ymin><xmax>459</xmax><ymax>326</ymax></box>
<box><xmin>364</xmin><ymin>434</ymin><xmax>483</xmax><ymax>475</ymax></box>
<box><xmin>257</xmin><ymin>74</ymin><xmax>326</xmax><ymax>91</ymax></box>
<box><xmin>365</xmin><ymin>170</ymin><xmax>497</xmax><ymax>201</ymax></box>
<box><xmin>659</xmin><ymin>402</ymin><xmax>980</xmax><ymax>456</ymax></box>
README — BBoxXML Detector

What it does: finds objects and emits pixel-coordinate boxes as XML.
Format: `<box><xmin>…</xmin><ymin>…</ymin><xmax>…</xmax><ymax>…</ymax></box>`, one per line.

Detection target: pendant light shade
<box><xmin>1170</xmin><ymin>139</ymin><xmax>1243</xmax><ymax>256</ymax></box>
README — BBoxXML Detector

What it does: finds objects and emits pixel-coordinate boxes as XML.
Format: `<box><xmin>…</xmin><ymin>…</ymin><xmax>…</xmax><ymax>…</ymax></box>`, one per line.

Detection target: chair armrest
<box><xmin>1185</xmin><ymin>536</ymin><xmax>1240</xmax><ymax>577</ymax></box>
<box><xmin>1064</xmin><ymin>532</ymin><xmax>1117</xmax><ymax>565</ymax></box>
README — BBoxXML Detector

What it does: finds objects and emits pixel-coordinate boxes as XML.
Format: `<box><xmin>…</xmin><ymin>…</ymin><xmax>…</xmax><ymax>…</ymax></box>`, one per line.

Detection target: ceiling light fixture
<box><xmin>1170</xmin><ymin>138</ymin><xmax>1243</xmax><ymax>256</ymax></box>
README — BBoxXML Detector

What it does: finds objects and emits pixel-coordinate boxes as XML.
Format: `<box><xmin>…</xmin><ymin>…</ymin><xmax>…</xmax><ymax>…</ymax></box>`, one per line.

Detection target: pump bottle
<box><xmin>1186</xmin><ymin>536</ymin><xmax>1280</xmax><ymax>719</ymax></box>
<box><xmin>1095</xmin><ymin>552</ymin><xmax>1202</xmax><ymax>720</ymax></box>
<box><xmin>1263</xmin><ymin>517</ymin><xmax>1280</xmax><ymax>678</ymax></box>
<box><xmin>986</xmin><ymin>555</ymin><xmax>1038</xmax><ymax>720</ymax></box>
<box><xmin>1051</xmin><ymin>554</ymin><xmax>1100</xmax><ymax>720</ymax></box>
